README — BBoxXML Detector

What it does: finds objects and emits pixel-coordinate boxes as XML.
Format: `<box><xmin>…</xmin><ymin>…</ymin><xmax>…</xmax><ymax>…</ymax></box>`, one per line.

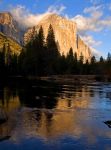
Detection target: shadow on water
<box><xmin>0</xmin><ymin>79</ymin><xmax>111</xmax><ymax>149</ymax></box>
<box><xmin>18</xmin><ymin>80</ymin><xmax>61</xmax><ymax>109</ymax></box>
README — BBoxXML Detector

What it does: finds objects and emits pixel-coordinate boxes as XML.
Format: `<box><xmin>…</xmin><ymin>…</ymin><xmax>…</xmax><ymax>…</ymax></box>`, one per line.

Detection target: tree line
<box><xmin>0</xmin><ymin>24</ymin><xmax>111</xmax><ymax>77</ymax></box>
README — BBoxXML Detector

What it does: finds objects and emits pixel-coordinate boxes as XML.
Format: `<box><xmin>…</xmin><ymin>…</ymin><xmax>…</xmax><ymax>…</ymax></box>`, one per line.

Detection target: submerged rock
<box><xmin>0</xmin><ymin>136</ymin><xmax>10</xmax><ymax>142</ymax></box>
<box><xmin>104</xmin><ymin>121</ymin><xmax>111</xmax><ymax>128</ymax></box>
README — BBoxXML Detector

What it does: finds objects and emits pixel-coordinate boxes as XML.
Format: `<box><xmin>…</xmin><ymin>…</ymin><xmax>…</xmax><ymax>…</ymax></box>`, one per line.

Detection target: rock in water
<box><xmin>24</xmin><ymin>13</ymin><xmax>92</xmax><ymax>61</ymax></box>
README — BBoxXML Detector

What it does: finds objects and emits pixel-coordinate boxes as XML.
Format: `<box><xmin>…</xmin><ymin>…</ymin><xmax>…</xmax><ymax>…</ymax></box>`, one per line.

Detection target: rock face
<box><xmin>77</xmin><ymin>36</ymin><xmax>91</xmax><ymax>61</ymax></box>
<box><xmin>0</xmin><ymin>12</ymin><xmax>23</xmax><ymax>44</ymax></box>
<box><xmin>0</xmin><ymin>32</ymin><xmax>22</xmax><ymax>55</ymax></box>
<box><xmin>24</xmin><ymin>14</ymin><xmax>92</xmax><ymax>61</ymax></box>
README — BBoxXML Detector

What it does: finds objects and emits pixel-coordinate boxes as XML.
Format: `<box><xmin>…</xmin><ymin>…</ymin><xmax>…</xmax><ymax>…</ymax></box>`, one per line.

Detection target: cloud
<box><xmin>81</xmin><ymin>35</ymin><xmax>102</xmax><ymax>47</ymax></box>
<box><xmin>91</xmin><ymin>47</ymin><xmax>102</xmax><ymax>57</ymax></box>
<box><xmin>9</xmin><ymin>3</ymin><xmax>110</xmax><ymax>56</ymax></box>
<box><xmin>47</xmin><ymin>4</ymin><xmax>66</xmax><ymax>14</ymax></box>
<box><xmin>10</xmin><ymin>4</ymin><xmax>66</xmax><ymax>29</ymax></box>
<box><xmin>79</xmin><ymin>34</ymin><xmax>102</xmax><ymax>57</ymax></box>
<box><xmin>10</xmin><ymin>5</ymin><xmax>48</xmax><ymax>28</ymax></box>
<box><xmin>89</xmin><ymin>0</ymin><xmax>104</xmax><ymax>5</ymax></box>
<box><xmin>71</xmin><ymin>5</ymin><xmax>104</xmax><ymax>33</ymax></box>
<box><xmin>83</xmin><ymin>5</ymin><xmax>102</xmax><ymax>13</ymax></box>
<box><xmin>70</xmin><ymin>4</ymin><xmax>111</xmax><ymax>56</ymax></box>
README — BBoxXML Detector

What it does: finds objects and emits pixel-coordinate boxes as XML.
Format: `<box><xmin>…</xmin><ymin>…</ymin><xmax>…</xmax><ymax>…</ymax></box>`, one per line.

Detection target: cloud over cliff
<box><xmin>10</xmin><ymin>4</ymin><xmax>66</xmax><ymax>29</ymax></box>
<box><xmin>71</xmin><ymin>4</ymin><xmax>111</xmax><ymax>55</ymax></box>
<box><xmin>9</xmin><ymin>2</ymin><xmax>111</xmax><ymax>56</ymax></box>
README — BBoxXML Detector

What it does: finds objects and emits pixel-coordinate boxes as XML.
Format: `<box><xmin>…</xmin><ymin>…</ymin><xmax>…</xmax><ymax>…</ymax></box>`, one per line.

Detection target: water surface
<box><xmin>0</xmin><ymin>80</ymin><xmax>111</xmax><ymax>150</ymax></box>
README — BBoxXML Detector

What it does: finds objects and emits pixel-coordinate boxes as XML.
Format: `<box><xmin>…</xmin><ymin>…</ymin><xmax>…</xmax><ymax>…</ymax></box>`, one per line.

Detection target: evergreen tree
<box><xmin>37</xmin><ymin>26</ymin><xmax>46</xmax><ymax>75</ymax></box>
<box><xmin>100</xmin><ymin>56</ymin><xmax>104</xmax><ymax>63</ymax></box>
<box><xmin>91</xmin><ymin>56</ymin><xmax>96</xmax><ymax>64</ymax></box>
<box><xmin>46</xmin><ymin>24</ymin><xmax>60</xmax><ymax>74</ymax></box>
<box><xmin>79</xmin><ymin>52</ymin><xmax>84</xmax><ymax>74</ymax></box>
<box><xmin>73</xmin><ymin>52</ymin><xmax>79</xmax><ymax>74</ymax></box>
<box><xmin>59</xmin><ymin>53</ymin><xmax>67</xmax><ymax>74</ymax></box>
<box><xmin>10</xmin><ymin>54</ymin><xmax>18</xmax><ymax>75</ymax></box>
<box><xmin>107</xmin><ymin>52</ymin><xmax>111</xmax><ymax>63</ymax></box>
<box><xmin>90</xmin><ymin>56</ymin><xmax>96</xmax><ymax>74</ymax></box>
<box><xmin>105</xmin><ymin>52</ymin><xmax>111</xmax><ymax>76</ymax></box>
<box><xmin>84</xmin><ymin>59</ymin><xmax>90</xmax><ymax>75</ymax></box>
<box><xmin>0</xmin><ymin>44</ymin><xmax>6</xmax><ymax>76</ymax></box>
<box><xmin>66</xmin><ymin>48</ymin><xmax>74</xmax><ymax>73</ymax></box>
<box><xmin>79</xmin><ymin>52</ymin><xmax>84</xmax><ymax>65</ymax></box>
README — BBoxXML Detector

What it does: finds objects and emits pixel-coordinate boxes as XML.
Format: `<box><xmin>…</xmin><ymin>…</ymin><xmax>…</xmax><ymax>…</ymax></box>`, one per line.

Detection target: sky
<box><xmin>0</xmin><ymin>0</ymin><xmax>111</xmax><ymax>57</ymax></box>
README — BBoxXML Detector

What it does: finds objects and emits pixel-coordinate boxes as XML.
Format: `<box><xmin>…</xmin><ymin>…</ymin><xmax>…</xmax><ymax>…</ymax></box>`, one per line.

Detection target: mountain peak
<box><xmin>39</xmin><ymin>13</ymin><xmax>74</xmax><ymax>25</ymax></box>
<box><xmin>24</xmin><ymin>13</ymin><xmax>91</xmax><ymax>61</ymax></box>
<box><xmin>0</xmin><ymin>11</ymin><xmax>24</xmax><ymax>44</ymax></box>
<box><xmin>0</xmin><ymin>11</ymin><xmax>12</xmax><ymax>16</ymax></box>
<box><xmin>0</xmin><ymin>12</ymin><xmax>13</xmax><ymax>25</ymax></box>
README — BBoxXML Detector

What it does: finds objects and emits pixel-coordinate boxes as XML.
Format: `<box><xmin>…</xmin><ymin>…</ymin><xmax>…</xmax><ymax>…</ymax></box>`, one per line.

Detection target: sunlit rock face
<box><xmin>77</xmin><ymin>36</ymin><xmax>91</xmax><ymax>61</ymax></box>
<box><xmin>24</xmin><ymin>13</ymin><xmax>92</xmax><ymax>61</ymax></box>
<box><xmin>0</xmin><ymin>12</ymin><xmax>23</xmax><ymax>44</ymax></box>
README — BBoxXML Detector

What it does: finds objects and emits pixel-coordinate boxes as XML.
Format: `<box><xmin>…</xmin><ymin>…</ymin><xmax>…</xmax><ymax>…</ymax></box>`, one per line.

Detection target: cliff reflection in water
<box><xmin>0</xmin><ymin>80</ymin><xmax>111</xmax><ymax>146</ymax></box>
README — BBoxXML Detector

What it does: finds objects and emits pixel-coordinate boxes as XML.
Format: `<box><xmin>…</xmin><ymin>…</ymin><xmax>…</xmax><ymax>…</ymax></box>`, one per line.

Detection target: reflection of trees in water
<box><xmin>0</xmin><ymin>80</ymin><xmax>108</xmax><ymax>142</ymax></box>
<box><xmin>18</xmin><ymin>80</ymin><xmax>63</xmax><ymax>109</ymax></box>
<box><xmin>106</xmin><ymin>92</ymin><xmax>111</xmax><ymax>100</ymax></box>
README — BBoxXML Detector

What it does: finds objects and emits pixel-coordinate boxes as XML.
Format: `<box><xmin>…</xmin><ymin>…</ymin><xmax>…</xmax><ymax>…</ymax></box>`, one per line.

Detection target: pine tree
<box><xmin>78</xmin><ymin>52</ymin><xmax>84</xmax><ymax>74</ymax></box>
<box><xmin>107</xmin><ymin>52</ymin><xmax>111</xmax><ymax>63</ymax></box>
<box><xmin>0</xmin><ymin>44</ymin><xmax>6</xmax><ymax>76</ymax></box>
<box><xmin>37</xmin><ymin>26</ymin><xmax>46</xmax><ymax>75</ymax></box>
<box><xmin>46</xmin><ymin>24</ymin><xmax>60</xmax><ymax>74</ymax></box>
<box><xmin>90</xmin><ymin>56</ymin><xmax>96</xmax><ymax>74</ymax></box>
<box><xmin>66</xmin><ymin>48</ymin><xmax>74</xmax><ymax>73</ymax></box>
<box><xmin>91</xmin><ymin>56</ymin><xmax>96</xmax><ymax>64</ymax></box>
<box><xmin>100</xmin><ymin>56</ymin><xmax>104</xmax><ymax>63</ymax></box>
<box><xmin>6</xmin><ymin>43</ymin><xmax>11</xmax><ymax>66</ymax></box>
<box><xmin>79</xmin><ymin>52</ymin><xmax>84</xmax><ymax>65</ymax></box>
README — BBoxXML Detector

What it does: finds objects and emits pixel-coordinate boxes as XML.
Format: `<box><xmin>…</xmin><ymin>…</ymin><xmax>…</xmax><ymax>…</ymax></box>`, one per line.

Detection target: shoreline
<box><xmin>0</xmin><ymin>75</ymin><xmax>110</xmax><ymax>85</ymax></box>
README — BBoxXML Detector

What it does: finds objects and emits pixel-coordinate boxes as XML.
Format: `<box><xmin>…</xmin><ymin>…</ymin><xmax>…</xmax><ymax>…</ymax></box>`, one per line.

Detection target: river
<box><xmin>0</xmin><ymin>79</ymin><xmax>111</xmax><ymax>150</ymax></box>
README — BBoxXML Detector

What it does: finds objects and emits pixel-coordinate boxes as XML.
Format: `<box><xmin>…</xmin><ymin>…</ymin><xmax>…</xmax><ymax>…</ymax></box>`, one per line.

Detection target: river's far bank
<box><xmin>0</xmin><ymin>75</ymin><xmax>111</xmax><ymax>86</ymax></box>
<box><xmin>26</xmin><ymin>75</ymin><xmax>111</xmax><ymax>84</ymax></box>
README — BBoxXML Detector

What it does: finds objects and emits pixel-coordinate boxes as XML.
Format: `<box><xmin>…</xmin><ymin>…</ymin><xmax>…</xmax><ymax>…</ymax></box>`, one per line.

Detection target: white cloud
<box><xmin>72</xmin><ymin>14</ymin><xmax>102</xmax><ymax>33</ymax></box>
<box><xmin>71</xmin><ymin>5</ymin><xmax>104</xmax><ymax>33</ymax></box>
<box><xmin>89</xmin><ymin>0</ymin><xmax>103</xmax><ymax>5</ymax></box>
<box><xmin>91</xmin><ymin>47</ymin><xmax>102</xmax><ymax>57</ymax></box>
<box><xmin>79</xmin><ymin>34</ymin><xmax>102</xmax><ymax>57</ymax></box>
<box><xmin>83</xmin><ymin>5</ymin><xmax>102</xmax><ymax>13</ymax></box>
<box><xmin>70</xmin><ymin>4</ymin><xmax>111</xmax><ymax>55</ymax></box>
<box><xmin>72</xmin><ymin>5</ymin><xmax>111</xmax><ymax>33</ymax></box>
<box><xmin>10</xmin><ymin>5</ymin><xmax>48</xmax><ymax>28</ymax></box>
<box><xmin>47</xmin><ymin>5</ymin><xmax>66</xmax><ymax>15</ymax></box>
<box><xmin>10</xmin><ymin>4</ymin><xmax>66</xmax><ymax>29</ymax></box>
<box><xmin>81</xmin><ymin>35</ymin><xmax>102</xmax><ymax>47</ymax></box>
<box><xmin>9</xmin><ymin>3</ymin><xmax>111</xmax><ymax>56</ymax></box>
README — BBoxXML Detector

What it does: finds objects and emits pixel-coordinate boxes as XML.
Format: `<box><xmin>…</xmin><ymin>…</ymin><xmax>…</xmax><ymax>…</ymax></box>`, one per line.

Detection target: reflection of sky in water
<box><xmin>0</xmin><ymin>82</ymin><xmax>111</xmax><ymax>149</ymax></box>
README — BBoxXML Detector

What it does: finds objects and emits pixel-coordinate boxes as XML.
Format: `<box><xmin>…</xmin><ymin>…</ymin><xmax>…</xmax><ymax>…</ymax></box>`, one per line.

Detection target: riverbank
<box><xmin>0</xmin><ymin>75</ymin><xmax>110</xmax><ymax>86</ymax></box>
<box><xmin>27</xmin><ymin>75</ymin><xmax>111</xmax><ymax>84</ymax></box>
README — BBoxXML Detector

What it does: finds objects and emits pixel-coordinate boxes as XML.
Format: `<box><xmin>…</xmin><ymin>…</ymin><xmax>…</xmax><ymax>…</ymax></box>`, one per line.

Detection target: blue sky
<box><xmin>0</xmin><ymin>0</ymin><xmax>111</xmax><ymax>57</ymax></box>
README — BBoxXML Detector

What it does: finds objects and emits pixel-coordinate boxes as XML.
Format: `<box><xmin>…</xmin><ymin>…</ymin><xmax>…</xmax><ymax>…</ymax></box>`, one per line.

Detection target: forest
<box><xmin>0</xmin><ymin>24</ymin><xmax>111</xmax><ymax>77</ymax></box>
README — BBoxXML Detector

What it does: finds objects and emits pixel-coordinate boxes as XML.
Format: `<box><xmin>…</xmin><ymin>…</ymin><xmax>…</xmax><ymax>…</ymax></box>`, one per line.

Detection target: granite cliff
<box><xmin>0</xmin><ymin>12</ymin><xmax>23</xmax><ymax>44</ymax></box>
<box><xmin>0</xmin><ymin>32</ymin><xmax>22</xmax><ymax>55</ymax></box>
<box><xmin>24</xmin><ymin>14</ymin><xmax>92</xmax><ymax>60</ymax></box>
<box><xmin>0</xmin><ymin>12</ymin><xmax>92</xmax><ymax>60</ymax></box>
